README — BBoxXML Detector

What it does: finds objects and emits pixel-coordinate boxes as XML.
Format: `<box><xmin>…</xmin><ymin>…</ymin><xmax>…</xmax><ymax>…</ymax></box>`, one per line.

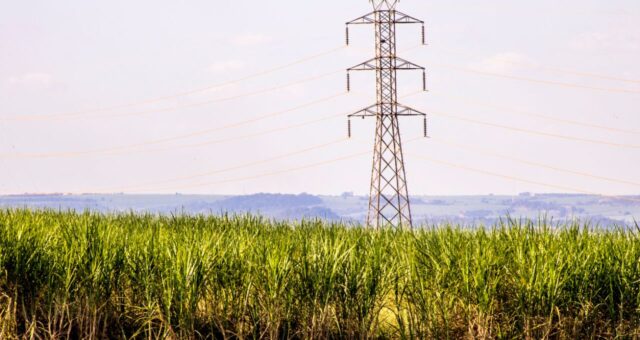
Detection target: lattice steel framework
<box><xmin>346</xmin><ymin>0</ymin><xmax>427</xmax><ymax>229</ymax></box>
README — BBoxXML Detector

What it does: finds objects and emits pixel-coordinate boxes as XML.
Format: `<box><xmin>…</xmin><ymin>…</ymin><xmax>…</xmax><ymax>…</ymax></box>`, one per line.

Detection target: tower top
<box><xmin>370</xmin><ymin>0</ymin><xmax>398</xmax><ymax>10</ymax></box>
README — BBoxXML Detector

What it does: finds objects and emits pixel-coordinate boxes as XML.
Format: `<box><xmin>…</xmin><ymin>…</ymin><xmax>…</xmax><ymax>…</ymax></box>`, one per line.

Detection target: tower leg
<box><xmin>367</xmin><ymin>113</ymin><xmax>412</xmax><ymax>229</ymax></box>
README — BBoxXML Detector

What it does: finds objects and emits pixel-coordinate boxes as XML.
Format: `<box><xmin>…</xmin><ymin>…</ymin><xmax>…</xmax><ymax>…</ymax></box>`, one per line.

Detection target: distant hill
<box><xmin>1</xmin><ymin>193</ymin><xmax>638</xmax><ymax>227</ymax></box>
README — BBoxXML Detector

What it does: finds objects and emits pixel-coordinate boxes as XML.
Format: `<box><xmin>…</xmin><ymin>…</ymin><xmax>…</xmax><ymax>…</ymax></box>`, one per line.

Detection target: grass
<box><xmin>0</xmin><ymin>209</ymin><xmax>639</xmax><ymax>339</ymax></box>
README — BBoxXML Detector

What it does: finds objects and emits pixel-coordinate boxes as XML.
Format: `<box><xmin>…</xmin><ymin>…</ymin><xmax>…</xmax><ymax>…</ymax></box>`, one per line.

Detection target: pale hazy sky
<box><xmin>1</xmin><ymin>0</ymin><xmax>639</xmax><ymax>196</ymax></box>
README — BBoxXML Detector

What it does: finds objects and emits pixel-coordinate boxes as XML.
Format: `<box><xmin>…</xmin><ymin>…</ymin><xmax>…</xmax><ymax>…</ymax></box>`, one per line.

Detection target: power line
<box><xmin>124</xmin><ymin>136</ymin><xmax>423</xmax><ymax>194</ymax></box>
<box><xmin>129</xmin><ymin>92</ymin><xmax>344</xmax><ymax>146</ymax></box>
<box><xmin>408</xmin><ymin>152</ymin><xmax>640</xmax><ymax>204</ymax></box>
<box><xmin>431</xmin><ymin>45</ymin><xmax>640</xmax><ymax>85</ymax></box>
<box><xmin>430</xmin><ymin>136</ymin><xmax>640</xmax><ymax>188</ymax></box>
<box><xmin>1</xmin><ymin>90</ymin><xmax>424</xmax><ymax>160</ymax></box>
<box><xmin>4</xmin><ymin>45</ymin><xmax>418</xmax><ymax>123</ymax></box>
<box><xmin>0</xmin><ymin>92</ymin><xmax>347</xmax><ymax>159</ymax></box>
<box><xmin>430</xmin><ymin>62</ymin><xmax>640</xmax><ymax>95</ymax></box>
<box><xmin>103</xmin><ymin>149</ymin><xmax>371</xmax><ymax>194</ymax></box>
<box><xmin>167</xmin><ymin>111</ymin><xmax>347</xmax><ymax>151</ymax></box>
<box><xmin>1</xmin><ymin>45</ymin><xmax>345</xmax><ymax>122</ymax></box>
<box><xmin>3</xmin><ymin>134</ymin><xmax>635</xmax><ymax>199</ymax></box>
<box><xmin>8</xmin><ymin>104</ymin><xmax>637</xmax><ymax>199</ymax></box>
<box><xmin>429</xmin><ymin>109</ymin><xmax>640</xmax><ymax>149</ymax></box>
<box><xmin>432</xmin><ymin>92</ymin><xmax>640</xmax><ymax>136</ymax></box>
<box><xmin>3</xmin><ymin>69</ymin><xmax>344</xmax><ymax>122</ymax></box>
<box><xmin>99</xmin><ymin>138</ymin><xmax>349</xmax><ymax>192</ymax></box>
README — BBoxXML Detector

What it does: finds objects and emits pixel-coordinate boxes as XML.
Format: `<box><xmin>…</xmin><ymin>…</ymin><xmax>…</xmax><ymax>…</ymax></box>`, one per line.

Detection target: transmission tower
<box><xmin>346</xmin><ymin>0</ymin><xmax>427</xmax><ymax>229</ymax></box>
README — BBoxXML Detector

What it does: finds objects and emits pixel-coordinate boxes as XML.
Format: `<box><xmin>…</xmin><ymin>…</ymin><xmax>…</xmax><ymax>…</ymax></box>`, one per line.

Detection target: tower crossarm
<box><xmin>394</xmin><ymin>11</ymin><xmax>424</xmax><ymax>24</ymax></box>
<box><xmin>348</xmin><ymin>104</ymin><xmax>378</xmax><ymax>119</ymax></box>
<box><xmin>347</xmin><ymin>57</ymin><xmax>427</xmax><ymax>92</ymax></box>
<box><xmin>348</xmin><ymin>58</ymin><xmax>378</xmax><ymax>71</ymax></box>
<box><xmin>348</xmin><ymin>104</ymin><xmax>425</xmax><ymax>119</ymax></box>
<box><xmin>347</xmin><ymin>11</ymin><xmax>423</xmax><ymax>25</ymax></box>
<box><xmin>346</xmin><ymin>12</ymin><xmax>377</xmax><ymax>25</ymax></box>
<box><xmin>395</xmin><ymin>58</ymin><xmax>425</xmax><ymax>71</ymax></box>
<box><xmin>347</xmin><ymin>104</ymin><xmax>429</xmax><ymax>138</ymax></box>
<box><xmin>396</xmin><ymin>104</ymin><xmax>426</xmax><ymax>117</ymax></box>
<box><xmin>348</xmin><ymin>57</ymin><xmax>423</xmax><ymax>71</ymax></box>
<box><xmin>346</xmin><ymin>10</ymin><xmax>426</xmax><ymax>46</ymax></box>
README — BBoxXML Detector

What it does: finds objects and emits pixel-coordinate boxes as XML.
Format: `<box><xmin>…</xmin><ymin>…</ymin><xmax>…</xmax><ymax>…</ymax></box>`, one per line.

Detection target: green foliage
<box><xmin>0</xmin><ymin>210</ymin><xmax>638</xmax><ymax>338</ymax></box>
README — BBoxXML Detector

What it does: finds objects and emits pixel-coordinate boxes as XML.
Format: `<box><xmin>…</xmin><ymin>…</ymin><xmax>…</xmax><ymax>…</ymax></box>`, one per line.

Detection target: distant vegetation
<box><xmin>0</xmin><ymin>210</ymin><xmax>639</xmax><ymax>338</ymax></box>
<box><xmin>3</xmin><ymin>193</ymin><xmax>639</xmax><ymax>226</ymax></box>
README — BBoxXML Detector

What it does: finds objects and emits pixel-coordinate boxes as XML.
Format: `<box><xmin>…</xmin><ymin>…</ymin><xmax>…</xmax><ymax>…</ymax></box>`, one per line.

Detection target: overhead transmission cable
<box><xmin>408</xmin><ymin>152</ymin><xmax>640</xmax><ymax>204</ymax></box>
<box><xmin>133</xmin><ymin>152</ymin><xmax>369</xmax><ymax>193</ymax></box>
<box><xmin>100</xmin><ymin>137</ymin><xmax>350</xmax><ymax>193</ymax></box>
<box><xmin>0</xmin><ymin>91</ymin><xmax>346</xmax><ymax>159</ymax></box>
<box><xmin>429</xmin><ymin>63</ymin><xmax>640</xmax><ymax>95</ymax></box>
<box><xmin>123</xmin><ymin>137</ymin><xmax>423</xmax><ymax>194</ymax></box>
<box><xmin>1</xmin><ymin>131</ymin><xmax>357</xmax><ymax>196</ymax></box>
<box><xmin>4</xmin><ymin>69</ymin><xmax>344</xmax><ymax>122</ymax></box>
<box><xmin>1</xmin><ymin>138</ymin><xmax>361</xmax><ymax>195</ymax></box>
<box><xmin>94</xmin><ymin>92</ymin><xmax>427</xmax><ymax>192</ymax></box>
<box><xmin>2</xmin><ymin>45</ymin><xmax>345</xmax><ymax>122</ymax></box>
<box><xmin>428</xmin><ymin>109</ymin><xmax>640</xmax><ymax>149</ymax></box>
<box><xmin>146</xmin><ymin>107</ymin><xmax>363</xmax><ymax>154</ymax></box>
<box><xmin>353</xmin><ymin>90</ymin><xmax>640</xmax><ymax>148</ymax></box>
<box><xmin>3</xmin><ymin>45</ymin><xmax>400</xmax><ymax>123</ymax></box>
<box><xmin>1</xmin><ymin>89</ymin><xmax>424</xmax><ymax>160</ymax></box>
<box><xmin>429</xmin><ymin>136</ymin><xmax>640</xmax><ymax>188</ymax></box>
<box><xmin>431</xmin><ymin>45</ymin><xmax>640</xmax><ymax>85</ymax></box>
<box><xmin>430</xmin><ymin>92</ymin><xmax>640</xmax><ymax>136</ymax></box>
<box><xmin>52</xmin><ymin>145</ymin><xmax>371</xmax><ymax>195</ymax></box>
<box><xmin>399</xmin><ymin>48</ymin><xmax>640</xmax><ymax>95</ymax></box>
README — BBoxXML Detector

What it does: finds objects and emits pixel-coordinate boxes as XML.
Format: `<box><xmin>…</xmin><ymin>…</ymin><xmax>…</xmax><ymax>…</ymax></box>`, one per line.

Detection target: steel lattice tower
<box><xmin>346</xmin><ymin>0</ymin><xmax>427</xmax><ymax>229</ymax></box>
